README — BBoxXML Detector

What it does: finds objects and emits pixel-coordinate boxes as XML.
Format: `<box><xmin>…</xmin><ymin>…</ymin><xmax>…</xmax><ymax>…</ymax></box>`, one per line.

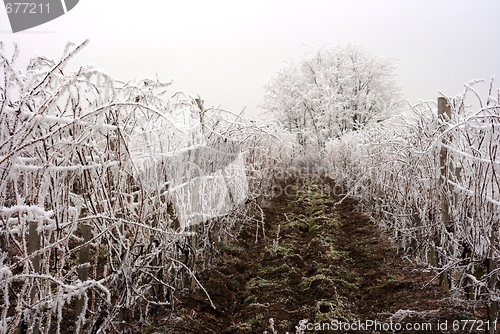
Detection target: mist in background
<box><xmin>1</xmin><ymin>0</ymin><xmax>499</xmax><ymax>119</ymax></box>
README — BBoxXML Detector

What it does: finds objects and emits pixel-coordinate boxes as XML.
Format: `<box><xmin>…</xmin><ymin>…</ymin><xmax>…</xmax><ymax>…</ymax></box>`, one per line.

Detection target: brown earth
<box><xmin>149</xmin><ymin>178</ymin><xmax>486</xmax><ymax>334</ymax></box>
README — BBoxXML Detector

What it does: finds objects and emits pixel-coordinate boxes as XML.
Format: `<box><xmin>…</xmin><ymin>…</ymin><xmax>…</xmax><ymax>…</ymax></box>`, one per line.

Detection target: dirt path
<box><xmin>154</xmin><ymin>178</ymin><xmax>484</xmax><ymax>333</ymax></box>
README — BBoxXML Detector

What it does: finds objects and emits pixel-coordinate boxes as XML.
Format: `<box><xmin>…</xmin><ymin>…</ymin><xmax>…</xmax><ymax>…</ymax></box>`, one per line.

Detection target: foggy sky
<box><xmin>1</xmin><ymin>0</ymin><xmax>499</xmax><ymax>119</ymax></box>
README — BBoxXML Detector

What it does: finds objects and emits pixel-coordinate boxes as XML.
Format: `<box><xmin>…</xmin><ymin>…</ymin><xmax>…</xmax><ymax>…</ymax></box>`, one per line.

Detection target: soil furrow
<box><xmin>156</xmin><ymin>178</ymin><xmax>484</xmax><ymax>334</ymax></box>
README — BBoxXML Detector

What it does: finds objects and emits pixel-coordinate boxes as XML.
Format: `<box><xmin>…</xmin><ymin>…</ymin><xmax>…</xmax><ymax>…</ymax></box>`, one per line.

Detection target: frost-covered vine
<box><xmin>327</xmin><ymin>79</ymin><xmax>500</xmax><ymax>312</ymax></box>
<box><xmin>0</xmin><ymin>41</ymin><xmax>288</xmax><ymax>333</ymax></box>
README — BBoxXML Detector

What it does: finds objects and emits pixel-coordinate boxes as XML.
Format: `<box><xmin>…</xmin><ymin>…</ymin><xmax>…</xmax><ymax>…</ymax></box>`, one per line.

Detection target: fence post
<box><xmin>0</xmin><ymin>228</ymin><xmax>5</xmax><ymax>252</ymax></box>
<box><xmin>151</xmin><ymin>220</ymin><xmax>163</xmax><ymax>323</ymax></box>
<box><xmin>438</xmin><ymin>97</ymin><xmax>452</xmax><ymax>293</ymax></box>
<box><xmin>75</xmin><ymin>224</ymin><xmax>91</xmax><ymax>322</ymax></box>
<box><xmin>429</xmin><ymin>246</ymin><xmax>436</xmax><ymax>267</ymax></box>
<box><xmin>487</xmin><ymin>208</ymin><xmax>498</xmax><ymax>334</ymax></box>
<box><xmin>29</xmin><ymin>221</ymin><xmax>40</xmax><ymax>334</ymax></box>
<box><xmin>188</xmin><ymin>97</ymin><xmax>205</xmax><ymax>290</ymax></box>
<box><xmin>29</xmin><ymin>221</ymin><xmax>41</xmax><ymax>292</ymax></box>
<box><xmin>487</xmin><ymin>257</ymin><xmax>498</xmax><ymax>334</ymax></box>
<box><xmin>438</xmin><ymin>97</ymin><xmax>451</xmax><ymax>224</ymax></box>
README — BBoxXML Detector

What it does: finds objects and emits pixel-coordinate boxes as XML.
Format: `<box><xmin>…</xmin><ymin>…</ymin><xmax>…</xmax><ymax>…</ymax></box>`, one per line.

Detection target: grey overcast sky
<box><xmin>0</xmin><ymin>0</ymin><xmax>499</xmax><ymax>119</ymax></box>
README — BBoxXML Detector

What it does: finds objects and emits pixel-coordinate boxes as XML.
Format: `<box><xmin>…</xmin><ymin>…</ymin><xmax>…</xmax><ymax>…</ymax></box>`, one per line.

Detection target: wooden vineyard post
<box><xmin>0</xmin><ymin>225</ymin><xmax>5</xmax><ymax>252</ymax></box>
<box><xmin>452</xmin><ymin>166</ymin><xmax>466</xmax><ymax>297</ymax></box>
<box><xmin>151</xmin><ymin>220</ymin><xmax>164</xmax><ymax>324</ymax></box>
<box><xmin>75</xmin><ymin>224</ymin><xmax>91</xmax><ymax>322</ymax></box>
<box><xmin>189</xmin><ymin>97</ymin><xmax>204</xmax><ymax>290</ymax></box>
<box><xmin>429</xmin><ymin>246</ymin><xmax>437</xmax><ymax>267</ymax></box>
<box><xmin>438</xmin><ymin>97</ymin><xmax>452</xmax><ymax>293</ymax></box>
<box><xmin>487</xmin><ymin>211</ymin><xmax>498</xmax><ymax>334</ymax></box>
<box><xmin>29</xmin><ymin>222</ymin><xmax>40</xmax><ymax>296</ymax></box>
<box><xmin>190</xmin><ymin>146</ymin><xmax>200</xmax><ymax>290</ymax></box>
<box><xmin>453</xmin><ymin>167</ymin><xmax>462</xmax><ymax>207</ymax></box>
<box><xmin>29</xmin><ymin>221</ymin><xmax>40</xmax><ymax>334</ymax></box>
<box><xmin>367</xmin><ymin>178</ymin><xmax>374</xmax><ymax>214</ymax></box>
<box><xmin>488</xmin><ymin>257</ymin><xmax>498</xmax><ymax>334</ymax></box>
<box><xmin>438</xmin><ymin>97</ymin><xmax>451</xmax><ymax>226</ymax></box>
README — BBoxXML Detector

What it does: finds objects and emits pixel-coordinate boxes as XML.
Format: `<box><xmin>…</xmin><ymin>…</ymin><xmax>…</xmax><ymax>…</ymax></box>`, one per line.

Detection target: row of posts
<box><xmin>26</xmin><ymin>98</ymin><xmax>208</xmax><ymax>331</ymax></box>
<box><xmin>437</xmin><ymin>97</ymin><xmax>498</xmax><ymax>333</ymax></box>
<box><xmin>368</xmin><ymin>97</ymin><xmax>498</xmax><ymax>332</ymax></box>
